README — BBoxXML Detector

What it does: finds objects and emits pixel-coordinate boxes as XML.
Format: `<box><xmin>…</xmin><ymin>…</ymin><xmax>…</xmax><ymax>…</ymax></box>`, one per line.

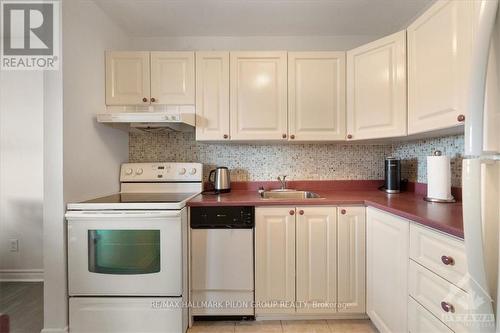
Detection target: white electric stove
<box><xmin>66</xmin><ymin>162</ymin><xmax>202</xmax><ymax>333</ymax></box>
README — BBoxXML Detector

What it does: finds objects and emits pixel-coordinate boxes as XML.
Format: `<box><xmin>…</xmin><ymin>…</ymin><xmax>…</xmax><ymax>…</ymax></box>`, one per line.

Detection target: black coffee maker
<box><xmin>382</xmin><ymin>157</ymin><xmax>401</xmax><ymax>193</ymax></box>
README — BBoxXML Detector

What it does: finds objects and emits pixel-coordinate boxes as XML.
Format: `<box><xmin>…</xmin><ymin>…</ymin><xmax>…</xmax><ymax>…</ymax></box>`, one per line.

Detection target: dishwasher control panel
<box><xmin>190</xmin><ymin>206</ymin><xmax>254</xmax><ymax>229</ymax></box>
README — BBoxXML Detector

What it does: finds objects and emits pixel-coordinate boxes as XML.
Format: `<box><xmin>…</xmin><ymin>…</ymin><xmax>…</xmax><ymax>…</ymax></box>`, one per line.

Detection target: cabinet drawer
<box><xmin>410</xmin><ymin>224</ymin><xmax>466</xmax><ymax>289</ymax></box>
<box><xmin>408</xmin><ymin>297</ymin><xmax>454</xmax><ymax>333</ymax></box>
<box><xmin>409</xmin><ymin>260</ymin><xmax>469</xmax><ymax>333</ymax></box>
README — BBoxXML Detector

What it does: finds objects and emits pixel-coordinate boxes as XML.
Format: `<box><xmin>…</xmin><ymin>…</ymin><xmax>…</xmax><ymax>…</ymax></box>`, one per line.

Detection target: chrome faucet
<box><xmin>277</xmin><ymin>175</ymin><xmax>287</xmax><ymax>190</ymax></box>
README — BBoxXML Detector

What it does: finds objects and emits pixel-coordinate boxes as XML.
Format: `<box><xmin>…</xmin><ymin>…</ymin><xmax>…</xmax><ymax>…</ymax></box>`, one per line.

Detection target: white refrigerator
<box><xmin>462</xmin><ymin>1</ymin><xmax>500</xmax><ymax>332</ymax></box>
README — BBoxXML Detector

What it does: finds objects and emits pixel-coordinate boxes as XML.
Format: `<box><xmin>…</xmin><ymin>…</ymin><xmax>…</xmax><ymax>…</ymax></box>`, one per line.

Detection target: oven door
<box><xmin>67</xmin><ymin>209</ymin><xmax>185</xmax><ymax>296</ymax></box>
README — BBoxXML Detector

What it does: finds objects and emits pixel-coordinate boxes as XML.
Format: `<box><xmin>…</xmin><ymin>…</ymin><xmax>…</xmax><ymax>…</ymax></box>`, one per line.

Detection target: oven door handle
<box><xmin>65</xmin><ymin>210</ymin><xmax>182</xmax><ymax>219</ymax></box>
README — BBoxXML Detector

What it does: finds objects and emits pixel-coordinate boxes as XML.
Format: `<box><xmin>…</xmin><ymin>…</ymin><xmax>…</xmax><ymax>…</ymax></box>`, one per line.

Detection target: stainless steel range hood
<box><xmin>97</xmin><ymin>105</ymin><xmax>195</xmax><ymax>132</ymax></box>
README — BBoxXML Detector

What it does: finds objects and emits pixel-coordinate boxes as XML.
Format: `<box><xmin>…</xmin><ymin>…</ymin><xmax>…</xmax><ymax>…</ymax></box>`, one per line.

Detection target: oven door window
<box><xmin>88</xmin><ymin>230</ymin><xmax>160</xmax><ymax>274</ymax></box>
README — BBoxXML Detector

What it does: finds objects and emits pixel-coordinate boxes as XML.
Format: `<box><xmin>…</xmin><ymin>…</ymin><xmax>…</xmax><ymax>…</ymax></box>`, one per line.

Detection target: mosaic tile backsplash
<box><xmin>129</xmin><ymin>132</ymin><xmax>464</xmax><ymax>187</ymax></box>
<box><xmin>391</xmin><ymin>135</ymin><xmax>464</xmax><ymax>188</ymax></box>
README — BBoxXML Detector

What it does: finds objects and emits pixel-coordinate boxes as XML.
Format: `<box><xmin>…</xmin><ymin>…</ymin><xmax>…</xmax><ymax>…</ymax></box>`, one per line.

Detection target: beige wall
<box><xmin>63</xmin><ymin>0</ymin><xmax>130</xmax><ymax>203</ymax></box>
<box><xmin>0</xmin><ymin>71</ymin><xmax>44</xmax><ymax>280</ymax></box>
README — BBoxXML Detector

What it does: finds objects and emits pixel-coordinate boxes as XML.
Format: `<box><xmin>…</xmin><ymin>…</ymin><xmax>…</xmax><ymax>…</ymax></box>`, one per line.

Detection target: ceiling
<box><xmin>93</xmin><ymin>0</ymin><xmax>435</xmax><ymax>38</ymax></box>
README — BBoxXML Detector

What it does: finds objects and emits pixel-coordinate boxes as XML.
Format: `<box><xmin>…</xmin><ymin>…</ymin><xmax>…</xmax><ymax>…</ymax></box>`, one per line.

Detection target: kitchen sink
<box><xmin>260</xmin><ymin>190</ymin><xmax>323</xmax><ymax>199</ymax></box>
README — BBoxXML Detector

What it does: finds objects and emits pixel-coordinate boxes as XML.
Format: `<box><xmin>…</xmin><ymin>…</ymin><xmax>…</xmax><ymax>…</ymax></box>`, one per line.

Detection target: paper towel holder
<box><xmin>423</xmin><ymin>150</ymin><xmax>456</xmax><ymax>203</ymax></box>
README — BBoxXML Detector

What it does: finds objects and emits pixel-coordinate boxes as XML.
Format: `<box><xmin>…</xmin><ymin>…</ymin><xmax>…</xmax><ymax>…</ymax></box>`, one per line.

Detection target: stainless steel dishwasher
<box><xmin>190</xmin><ymin>206</ymin><xmax>254</xmax><ymax>316</ymax></box>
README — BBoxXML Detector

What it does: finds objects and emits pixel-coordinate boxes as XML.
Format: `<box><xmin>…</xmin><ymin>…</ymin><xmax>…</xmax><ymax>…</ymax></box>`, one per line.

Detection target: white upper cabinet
<box><xmin>106</xmin><ymin>51</ymin><xmax>150</xmax><ymax>105</ymax></box>
<box><xmin>105</xmin><ymin>51</ymin><xmax>195</xmax><ymax>106</ymax></box>
<box><xmin>347</xmin><ymin>31</ymin><xmax>407</xmax><ymax>140</ymax></box>
<box><xmin>288</xmin><ymin>52</ymin><xmax>346</xmax><ymax>141</ymax></box>
<box><xmin>150</xmin><ymin>52</ymin><xmax>195</xmax><ymax>105</ymax></box>
<box><xmin>296</xmin><ymin>206</ymin><xmax>337</xmax><ymax>314</ymax></box>
<box><xmin>407</xmin><ymin>0</ymin><xmax>474</xmax><ymax>135</ymax></box>
<box><xmin>195</xmin><ymin>52</ymin><xmax>230</xmax><ymax>141</ymax></box>
<box><xmin>337</xmin><ymin>206</ymin><xmax>366</xmax><ymax>314</ymax></box>
<box><xmin>230</xmin><ymin>52</ymin><xmax>288</xmax><ymax>141</ymax></box>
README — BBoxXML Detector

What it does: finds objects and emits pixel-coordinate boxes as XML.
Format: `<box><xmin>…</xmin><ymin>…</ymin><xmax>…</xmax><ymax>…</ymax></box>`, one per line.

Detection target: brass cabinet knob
<box><xmin>289</xmin><ymin>210</ymin><xmax>295</xmax><ymax>216</ymax></box>
<box><xmin>290</xmin><ymin>135</ymin><xmax>295</xmax><ymax>140</ymax></box>
<box><xmin>223</xmin><ymin>134</ymin><xmax>229</xmax><ymax>139</ymax></box>
<box><xmin>347</xmin><ymin>134</ymin><xmax>353</xmax><ymax>139</ymax></box>
<box><xmin>142</xmin><ymin>97</ymin><xmax>148</xmax><ymax>103</ymax></box>
<box><xmin>282</xmin><ymin>134</ymin><xmax>287</xmax><ymax>139</ymax></box>
<box><xmin>457</xmin><ymin>114</ymin><xmax>465</xmax><ymax>122</ymax></box>
<box><xmin>341</xmin><ymin>209</ymin><xmax>347</xmax><ymax>215</ymax></box>
<box><xmin>151</xmin><ymin>97</ymin><xmax>156</xmax><ymax>103</ymax></box>
<box><xmin>299</xmin><ymin>210</ymin><xmax>304</xmax><ymax>215</ymax></box>
<box><xmin>441</xmin><ymin>255</ymin><xmax>455</xmax><ymax>266</ymax></box>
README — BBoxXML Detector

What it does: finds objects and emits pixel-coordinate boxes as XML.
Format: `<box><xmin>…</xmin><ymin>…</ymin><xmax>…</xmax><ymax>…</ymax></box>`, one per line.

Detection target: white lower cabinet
<box><xmin>337</xmin><ymin>206</ymin><xmax>366</xmax><ymax>313</ymax></box>
<box><xmin>254</xmin><ymin>205</ymin><xmax>466</xmax><ymax>329</ymax></box>
<box><xmin>255</xmin><ymin>206</ymin><xmax>365</xmax><ymax>317</ymax></box>
<box><xmin>255</xmin><ymin>207</ymin><xmax>296</xmax><ymax>314</ymax></box>
<box><xmin>409</xmin><ymin>223</ymin><xmax>467</xmax><ymax>288</ymax></box>
<box><xmin>409</xmin><ymin>224</ymin><xmax>473</xmax><ymax>333</ymax></box>
<box><xmin>366</xmin><ymin>207</ymin><xmax>409</xmax><ymax>333</ymax></box>
<box><xmin>408</xmin><ymin>297</ymin><xmax>454</xmax><ymax>333</ymax></box>
<box><xmin>296</xmin><ymin>206</ymin><xmax>337</xmax><ymax>314</ymax></box>
<box><xmin>409</xmin><ymin>260</ymin><xmax>469</xmax><ymax>333</ymax></box>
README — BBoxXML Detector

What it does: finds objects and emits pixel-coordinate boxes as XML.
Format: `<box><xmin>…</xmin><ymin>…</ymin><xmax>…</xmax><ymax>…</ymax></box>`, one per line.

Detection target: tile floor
<box><xmin>188</xmin><ymin>319</ymin><xmax>378</xmax><ymax>333</ymax></box>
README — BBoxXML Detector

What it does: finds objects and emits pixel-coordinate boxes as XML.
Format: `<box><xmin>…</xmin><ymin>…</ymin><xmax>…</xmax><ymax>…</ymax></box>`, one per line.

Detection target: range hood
<box><xmin>97</xmin><ymin>105</ymin><xmax>195</xmax><ymax>132</ymax></box>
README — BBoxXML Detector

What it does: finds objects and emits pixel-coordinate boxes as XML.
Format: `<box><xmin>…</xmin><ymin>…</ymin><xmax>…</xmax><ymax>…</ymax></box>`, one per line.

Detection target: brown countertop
<box><xmin>187</xmin><ymin>181</ymin><xmax>464</xmax><ymax>239</ymax></box>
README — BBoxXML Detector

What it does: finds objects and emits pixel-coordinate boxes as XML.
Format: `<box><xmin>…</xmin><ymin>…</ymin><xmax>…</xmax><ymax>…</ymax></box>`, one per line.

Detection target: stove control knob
<box><xmin>135</xmin><ymin>168</ymin><xmax>144</xmax><ymax>175</ymax></box>
<box><xmin>189</xmin><ymin>168</ymin><xmax>197</xmax><ymax>175</ymax></box>
<box><xmin>178</xmin><ymin>168</ymin><xmax>186</xmax><ymax>175</ymax></box>
<box><xmin>125</xmin><ymin>168</ymin><xmax>133</xmax><ymax>175</ymax></box>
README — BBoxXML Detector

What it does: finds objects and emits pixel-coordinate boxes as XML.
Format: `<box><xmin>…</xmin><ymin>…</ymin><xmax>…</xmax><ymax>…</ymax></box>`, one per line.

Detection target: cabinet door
<box><xmin>337</xmin><ymin>206</ymin><xmax>366</xmax><ymax>313</ymax></box>
<box><xmin>366</xmin><ymin>207</ymin><xmax>409</xmax><ymax>333</ymax></box>
<box><xmin>288</xmin><ymin>52</ymin><xmax>346</xmax><ymax>141</ymax></box>
<box><xmin>230</xmin><ymin>52</ymin><xmax>288</xmax><ymax>140</ymax></box>
<box><xmin>408</xmin><ymin>297</ymin><xmax>454</xmax><ymax>333</ymax></box>
<box><xmin>296</xmin><ymin>206</ymin><xmax>337</xmax><ymax>314</ymax></box>
<box><xmin>105</xmin><ymin>51</ymin><xmax>150</xmax><ymax>105</ymax></box>
<box><xmin>407</xmin><ymin>0</ymin><xmax>474</xmax><ymax>134</ymax></box>
<box><xmin>255</xmin><ymin>207</ymin><xmax>295</xmax><ymax>314</ymax></box>
<box><xmin>150</xmin><ymin>52</ymin><xmax>195</xmax><ymax>105</ymax></box>
<box><xmin>347</xmin><ymin>31</ymin><xmax>407</xmax><ymax>140</ymax></box>
<box><xmin>195</xmin><ymin>52</ymin><xmax>230</xmax><ymax>141</ymax></box>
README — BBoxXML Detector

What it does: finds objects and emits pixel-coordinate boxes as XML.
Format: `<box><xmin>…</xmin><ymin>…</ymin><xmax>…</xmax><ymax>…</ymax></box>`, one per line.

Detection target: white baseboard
<box><xmin>41</xmin><ymin>326</ymin><xmax>68</xmax><ymax>333</ymax></box>
<box><xmin>0</xmin><ymin>269</ymin><xmax>44</xmax><ymax>282</ymax></box>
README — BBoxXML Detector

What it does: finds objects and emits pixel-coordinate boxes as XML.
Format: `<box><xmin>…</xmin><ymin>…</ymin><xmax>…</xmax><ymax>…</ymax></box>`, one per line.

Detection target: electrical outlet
<box><xmin>9</xmin><ymin>239</ymin><xmax>19</xmax><ymax>252</ymax></box>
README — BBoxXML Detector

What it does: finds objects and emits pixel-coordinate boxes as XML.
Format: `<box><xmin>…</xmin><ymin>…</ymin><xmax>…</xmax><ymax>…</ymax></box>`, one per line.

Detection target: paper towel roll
<box><xmin>427</xmin><ymin>155</ymin><xmax>453</xmax><ymax>200</ymax></box>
